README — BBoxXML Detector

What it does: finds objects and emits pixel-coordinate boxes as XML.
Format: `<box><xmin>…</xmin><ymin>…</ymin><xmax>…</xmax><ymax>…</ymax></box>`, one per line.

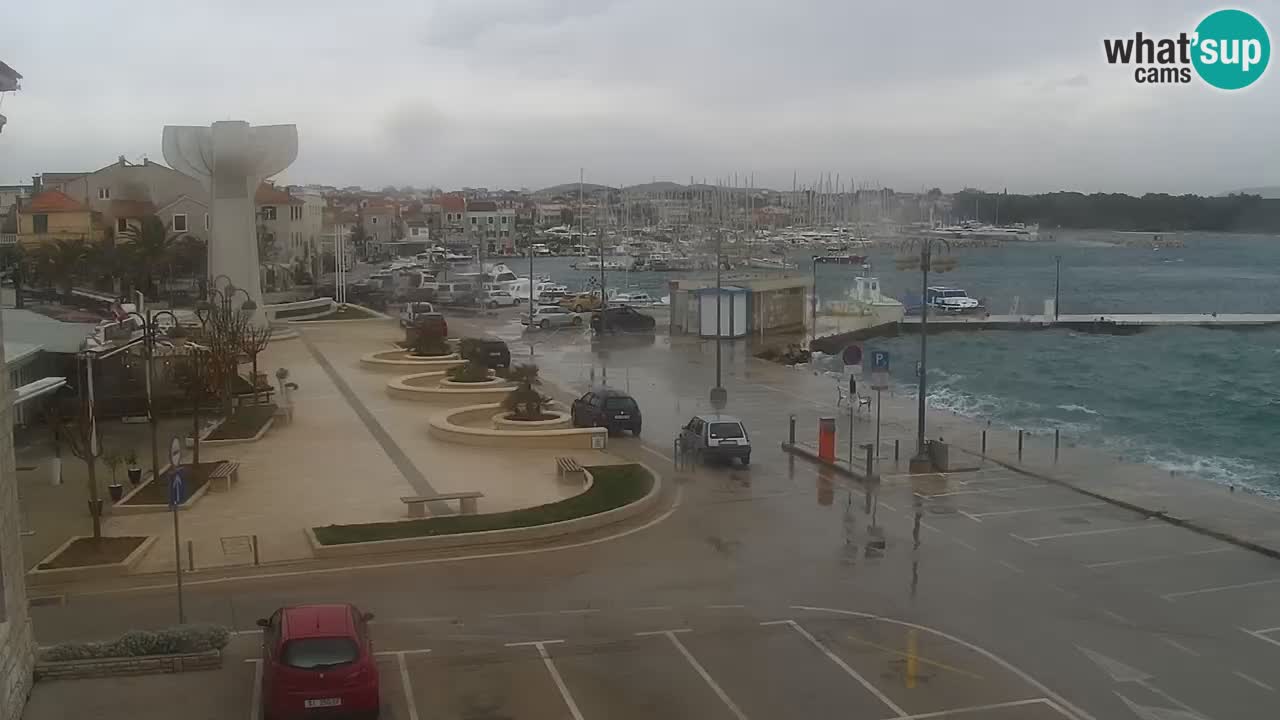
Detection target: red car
<box><xmin>258</xmin><ymin>604</ymin><xmax>380</xmax><ymax>719</ymax></box>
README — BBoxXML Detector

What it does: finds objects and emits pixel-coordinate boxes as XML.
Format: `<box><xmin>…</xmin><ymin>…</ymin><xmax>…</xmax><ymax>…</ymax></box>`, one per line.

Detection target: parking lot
<box><xmin>27</xmin><ymin>607</ymin><xmax>1081</xmax><ymax>720</ymax></box>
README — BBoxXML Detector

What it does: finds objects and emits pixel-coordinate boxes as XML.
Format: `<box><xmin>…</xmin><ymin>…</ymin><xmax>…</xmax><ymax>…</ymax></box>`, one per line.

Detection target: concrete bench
<box><xmin>207</xmin><ymin>461</ymin><xmax>241</xmax><ymax>492</ymax></box>
<box><xmin>400</xmin><ymin>491</ymin><xmax>484</xmax><ymax>518</ymax></box>
<box><xmin>555</xmin><ymin>456</ymin><xmax>584</xmax><ymax>480</ymax></box>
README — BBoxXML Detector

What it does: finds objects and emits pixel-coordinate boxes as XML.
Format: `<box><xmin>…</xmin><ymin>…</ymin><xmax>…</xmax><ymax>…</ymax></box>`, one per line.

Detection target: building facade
<box><xmin>48</xmin><ymin>158</ymin><xmax>210</xmax><ymax>245</ymax></box>
<box><xmin>16</xmin><ymin>190</ymin><xmax>107</xmax><ymax>247</ymax></box>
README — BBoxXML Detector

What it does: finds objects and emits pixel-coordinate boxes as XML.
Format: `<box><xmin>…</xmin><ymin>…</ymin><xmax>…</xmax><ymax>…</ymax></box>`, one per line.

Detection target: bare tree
<box><xmin>202</xmin><ymin>303</ymin><xmax>253</xmax><ymax>415</ymax></box>
<box><xmin>240</xmin><ymin>324</ymin><xmax>273</xmax><ymax>405</ymax></box>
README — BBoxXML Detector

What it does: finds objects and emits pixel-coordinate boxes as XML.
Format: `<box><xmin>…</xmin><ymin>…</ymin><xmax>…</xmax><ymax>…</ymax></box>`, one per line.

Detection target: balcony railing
<box><xmin>0</xmin><ymin>233</ymin><xmax>17</xmax><ymax>245</ymax></box>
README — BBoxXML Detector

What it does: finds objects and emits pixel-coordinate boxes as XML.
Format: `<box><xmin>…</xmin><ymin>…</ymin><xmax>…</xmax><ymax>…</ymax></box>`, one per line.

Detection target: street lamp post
<box><xmin>125</xmin><ymin>309</ymin><xmax>180</xmax><ymax>486</ymax></box>
<box><xmin>811</xmin><ymin>256</ymin><xmax>819</xmax><ymax>345</ymax></box>
<box><xmin>710</xmin><ymin>230</ymin><xmax>726</xmax><ymax>410</ymax></box>
<box><xmin>896</xmin><ymin>238</ymin><xmax>956</xmax><ymax>468</ymax></box>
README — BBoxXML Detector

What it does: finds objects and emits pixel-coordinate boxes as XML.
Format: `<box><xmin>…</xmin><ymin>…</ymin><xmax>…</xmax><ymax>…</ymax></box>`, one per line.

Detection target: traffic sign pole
<box><xmin>868</xmin><ymin>350</ymin><xmax>890</xmax><ymax>462</ymax></box>
<box><xmin>168</xmin><ymin>436</ymin><xmax>185</xmax><ymax>624</ymax></box>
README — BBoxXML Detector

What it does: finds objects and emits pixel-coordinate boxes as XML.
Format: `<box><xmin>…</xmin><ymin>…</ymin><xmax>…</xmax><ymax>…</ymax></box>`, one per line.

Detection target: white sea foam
<box><xmin>1056</xmin><ymin>404</ymin><xmax>1100</xmax><ymax>415</ymax></box>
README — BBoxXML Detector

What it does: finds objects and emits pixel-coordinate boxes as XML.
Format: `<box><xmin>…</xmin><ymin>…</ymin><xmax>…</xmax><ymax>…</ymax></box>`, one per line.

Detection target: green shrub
<box><xmin>39</xmin><ymin>624</ymin><xmax>231</xmax><ymax>662</ymax></box>
<box><xmin>446</xmin><ymin>361</ymin><xmax>491</xmax><ymax>383</ymax></box>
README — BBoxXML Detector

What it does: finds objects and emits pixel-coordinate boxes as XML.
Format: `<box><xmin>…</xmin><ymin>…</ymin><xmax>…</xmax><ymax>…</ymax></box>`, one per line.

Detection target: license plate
<box><xmin>489</xmin><ymin>352</ymin><xmax>501</xmax><ymax>357</ymax></box>
<box><xmin>615</xmin><ymin>414</ymin><xmax>630</xmax><ymax>419</ymax></box>
<box><xmin>719</xmin><ymin>440</ymin><xmax>738</xmax><ymax>445</ymax></box>
<box><xmin>304</xmin><ymin>698</ymin><xmax>342</xmax><ymax>709</ymax></box>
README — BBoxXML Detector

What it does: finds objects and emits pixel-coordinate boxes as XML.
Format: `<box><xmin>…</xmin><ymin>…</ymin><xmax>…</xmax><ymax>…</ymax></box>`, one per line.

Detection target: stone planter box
<box><xmin>35</xmin><ymin>649</ymin><xmax>222</xmax><ymax>680</ymax></box>
<box><xmin>306</xmin><ymin>463</ymin><xmax>661</xmax><ymax>559</ymax></box>
<box><xmin>438</xmin><ymin>376</ymin><xmax>505</xmax><ymax>389</ymax></box>
<box><xmin>386</xmin><ymin>372</ymin><xmax>515</xmax><ymax>404</ymax></box>
<box><xmin>27</xmin><ymin>535</ymin><xmax>158</xmax><ymax>585</ymax></box>
<box><xmin>491</xmin><ymin>410</ymin><xmax>572</xmax><ymax>431</ymax></box>
<box><xmin>112</xmin><ymin>468</ymin><xmax>212</xmax><ymax>516</ymax></box>
<box><xmin>360</xmin><ymin>350</ymin><xmax>464</xmax><ymax>372</ymax></box>
<box><xmin>429</xmin><ymin>403</ymin><xmax>606</xmax><ymax>449</ymax></box>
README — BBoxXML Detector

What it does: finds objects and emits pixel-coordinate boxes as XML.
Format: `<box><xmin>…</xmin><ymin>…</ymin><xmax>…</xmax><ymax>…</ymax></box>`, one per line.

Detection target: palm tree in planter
<box><xmin>408</xmin><ymin>318</ymin><xmax>450</xmax><ymax>357</ymax></box>
<box><xmin>501</xmin><ymin>364</ymin><xmax>554</xmax><ymax>421</ymax></box>
<box><xmin>446</xmin><ymin>360</ymin><xmax>491</xmax><ymax>383</ymax></box>
<box><xmin>103</xmin><ymin>449</ymin><xmax>125</xmax><ymax>502</ymax></box>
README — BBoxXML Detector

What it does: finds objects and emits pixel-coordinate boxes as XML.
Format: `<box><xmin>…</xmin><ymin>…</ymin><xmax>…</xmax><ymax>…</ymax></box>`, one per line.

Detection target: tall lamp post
<box><xmin>896</xmin><ymin>238</ymin><xmax>956</xmax><ymax>468</ymax></box>
<box><xmin>125</xmin><ymin>309</ymin><xmax>181</xmax><ymax>486</ymax></box>
<box><xmin>710</xmin><ymin>230</ymin><xmax>726</xmax><ymax>410</ymax></box>
<box><xmin>1054</xmin><ymin>255</ymin><xmax>1062</xmax><ymax>320</ymax></box>
<box><xmin>810</xmin><ymin>255</ymin><xmax>819</xmax><ymax>345</ymax></box>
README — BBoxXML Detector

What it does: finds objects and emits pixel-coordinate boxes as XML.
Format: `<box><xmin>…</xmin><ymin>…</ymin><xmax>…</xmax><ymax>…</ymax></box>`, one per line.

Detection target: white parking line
<box><xmin>640</xmin><ymin>629</ymin><xmax>749</xmax><ymax>720</ymax></box>
<box><xmin>1241</xmin><ymin>626</ymin><xmax>1280</xmax><ymax>649</ymax></box>
<box><xmin>1013</xmin><ymin>524</ymin><xmax>1167</xmax><ymax>545</ymax></box>
<box><xmin>1085</xmin><ymin>546</ymin><xmax>1235</xmax><ymax>569</ymax></box>
<box><xmin>396</xmin><ymin>652</ymin><xmax>422</xmax><ymax>720</ymax></box>
<box><xmin>1158</xmin><ymin>636</ymin><xmax>1199</xmax><ymax>657</ymax></box>
<box><xmin>880</xmin><ymin>698</ymin><xmax>1063</xmax><ymax>719</ymax></box>
<box><xmin>916</xmin><ymin>483</ymin><xmax>1051</xmax><ymax>498</ymax></box>
<box><xmin>963</xmin><ymin>502</ymin><xmax>1106</xmax><ymax>521</ymax></box>
<box><xmin>1234</xmin><ymin>670</ymin><xmax>1275</xmax><ymax>692</ymax></box>
<box><xmin>1162</xmin><ymin>577</ymin><xmax>1280</xmax><ymax>601</ymax></box>
<box><xmin>762</xmin><ymin>620</ymin><xmax>907</xmax><ymax>718</ymax></box>
<box><xmin>997</xmin><ymin>560</ymin><xmax>1024</xmax><ymax>574</ymax></box>
<box><xmin>247</xmin><ymin>659</ymin><xmax>262</xmax><ymax>720</ymax></box>
<box><xmin>505</xmin><ymin>640</ymin><xmax>585</xmax><ymax>720</ymax></box>
<box><xmin>1100</xmin><ymin>610</ymin><xmax>1133</xmax><ymax>626</ymax></box>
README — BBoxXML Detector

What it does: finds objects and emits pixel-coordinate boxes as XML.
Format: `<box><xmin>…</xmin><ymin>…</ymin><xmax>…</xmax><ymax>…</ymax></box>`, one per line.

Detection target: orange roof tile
<box><xmin>25</xmin><ymin>190</ymin><xmax>88</xmax><ymax>213</ymax></box>
<box><xmin>255</xmin><ymin>183</ymin><xmax>301</xmax><ymax>205</ymax></box>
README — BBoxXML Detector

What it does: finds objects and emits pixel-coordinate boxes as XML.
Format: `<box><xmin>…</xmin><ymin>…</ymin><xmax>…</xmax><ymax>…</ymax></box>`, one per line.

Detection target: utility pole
<box><xmin>711</xmin><ymin>230</ymin><xmax>726</xmax><ymax>411</ymax></box>
<box><xmin>1054</xmin><ymin>255</ymin><xmax>1062</xmax><ymax>320</ymax></box>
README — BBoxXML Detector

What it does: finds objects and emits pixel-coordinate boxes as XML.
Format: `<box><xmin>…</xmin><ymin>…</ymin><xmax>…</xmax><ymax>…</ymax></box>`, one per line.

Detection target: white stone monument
<box><xmin>162</xmin><ymin>121</ymin><xmax>298</xmax><ymax>321</ymax></box>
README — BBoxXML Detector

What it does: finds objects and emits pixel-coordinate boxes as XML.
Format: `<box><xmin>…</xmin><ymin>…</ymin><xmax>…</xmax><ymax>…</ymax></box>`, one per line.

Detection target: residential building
<box><xmin>361</xmin><ymin>202</ymin><xmax>398</xmax><ymax>250</ymax></box>
<box><xmin>16</xmin><ymin>190</ymin><xmax>107</xmax><ymax>247</ymax></box>
<box><xmin>0</xmin><ymin>57</ymin><xmax>36</xmax><ymax>720</ymax></box>
<box><xmin>0</xmin><ymin>186</ymin><xmax>31</xmax><ymax>215</ymax></box>
<box><xmin>255</xmin><ymin>183</ymin><xmax>307</xmax><ymax>264</ymax></box>
<box><xmin>43</xmin><ymin>158</ymin><xmax>209</xmax><ymax>244</ymax></box>
<box><xmin>535</xmin><ymin>203</ymin><xmax>568</xmax><ymax>228</ymax></box>
<box><xmin>402</xmin><ymin>211</ymin><xmax>431</xmax><ymax>240</ymax></box>
<box><xmin>439</xmin><ymin>194</ymin><xmax>466</xmax><ymax>237</ymax></box>
<box><xmin>287</xmin><ymin>186</ymin><xmax>325</xmax><ymax>264</ymax></box>
<box><xmin>465</xmin><ymin>200</ymin><xmax>515</xmax><ymax>242</ymax></box>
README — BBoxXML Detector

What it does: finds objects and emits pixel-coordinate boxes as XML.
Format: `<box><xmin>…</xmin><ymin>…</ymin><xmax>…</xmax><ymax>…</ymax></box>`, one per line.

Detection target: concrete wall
<box><xmin>0</xmin><ymin>312</ymin><xmax>36</xmax><ymax>720</ymax></box>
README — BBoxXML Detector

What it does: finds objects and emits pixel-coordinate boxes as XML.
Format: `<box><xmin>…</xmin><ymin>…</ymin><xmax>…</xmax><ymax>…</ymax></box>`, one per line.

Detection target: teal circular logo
<box><xmin>1192</xmin><ymin>9</ymin><xmax>1270</xmax><ymax>90</ymax></box>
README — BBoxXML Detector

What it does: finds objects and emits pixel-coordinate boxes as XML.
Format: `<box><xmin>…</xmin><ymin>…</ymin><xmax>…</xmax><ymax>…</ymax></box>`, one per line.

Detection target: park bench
<box><xmin>400</xmin><ymin>491</ymin><xmax>484</xmax><ymax>518</ymax></box>
<box><xmin>207</xmin><ymin>461</ymin><xmax>241</xmax><ymax>492</ymax></box>
<box><xmin>555</xmin><ymin>456</ymin><xmax>584</xmax><ymax>480</ymax></box>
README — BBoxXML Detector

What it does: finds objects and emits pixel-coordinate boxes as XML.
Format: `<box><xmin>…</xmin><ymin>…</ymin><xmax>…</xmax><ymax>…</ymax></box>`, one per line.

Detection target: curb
<box><xmin>954</xmin><ymin>446</ymin><xmax>1280</xmax><ymax>561</ymax></box>
<box><xmin>780</xmin><ymin>442</ymin><xmax>872</xmax><ymax>483</ymax></box>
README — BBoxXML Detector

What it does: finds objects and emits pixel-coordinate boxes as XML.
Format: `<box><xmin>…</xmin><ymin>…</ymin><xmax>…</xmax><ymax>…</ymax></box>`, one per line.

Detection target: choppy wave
<box><xmin>1056</xmin><ymin>404</ymin><xmax>1100</xmax><ymax>415</ymax></box>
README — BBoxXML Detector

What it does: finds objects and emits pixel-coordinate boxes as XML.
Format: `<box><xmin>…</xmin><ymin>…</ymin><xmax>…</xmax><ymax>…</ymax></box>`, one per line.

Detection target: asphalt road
<box><xmin>27</xmin><ymin>312</ymin><xmax>1280</xmax><ymax>720</ymax></box>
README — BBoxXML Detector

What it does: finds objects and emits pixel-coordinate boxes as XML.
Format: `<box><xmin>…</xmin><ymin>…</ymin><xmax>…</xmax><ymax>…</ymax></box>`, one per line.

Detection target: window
<box><xmin>281</xmin><ymin>638</ymin><xmax>359</xmax><ymax>670</ymax></box>
<box><xmin>97</xmin><ymin>187</ymin><xmax>110</xmax><ymax>200</ymax></box>
<box><xmin>262</xmin><ymin>206</ymin><xmax>277</xmax><ymax>221</ymax></box>
<box><xmin>471</xmin><ymin>217</ymin><xmax>477</xmax><ymax>225</ymax></box>
<box><xmin>372</xmin><ymin>216</ymin><xmax>378</xmax><ymax>224</ymax></box>
<box><xmin>117</xmin><ymin>217</ymin><xmax>128</xmax><ymax>232</ymax></box>
<box><xmin>172</xmin><ymin>214</ymin><xmax>188</xmax><ymax>232</ymax></box>
<box><xmin>33</xmin><ymin>214</ymin><xmax>48</xmax><ymax>233</ymax></box>
<box><xmin>291</xmin><ymin>206</ymin><xmax>302</xmax><ymax>221</ymax></box>
<box><xmin>501</xmin><ymin>216</ymin><xmax>508</xmax><ymax>225</ymax></box>
<box><xmin>487</xmin><ymin>216</ymin><xmax>494</xmax><ymax>224</ymax></box>
<box><xmin>204</xmin><ymin>213</ymin><xmax>210</xmax><ymax>230</ymax></box>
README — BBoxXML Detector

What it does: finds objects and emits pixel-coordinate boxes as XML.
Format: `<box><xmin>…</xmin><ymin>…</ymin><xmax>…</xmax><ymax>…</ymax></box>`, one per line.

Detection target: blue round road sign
<box><xmin>842</xmin><ymin>345</ymin><xmax>862</xmax><ymax>365</ymax></box>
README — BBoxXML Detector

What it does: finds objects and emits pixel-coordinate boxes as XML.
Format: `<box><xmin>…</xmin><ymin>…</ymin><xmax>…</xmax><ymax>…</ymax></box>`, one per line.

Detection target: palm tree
<box><xmin>30</xmin><ymin>239</ymin><xmax>88</xmax><ymax>303</ymax></box>
<box><xmin>83</xmin><ymin>236</ymin><xmax>127</xmax><ymax>295</ymax></box>
<box><xmin>501</xmin><ymin>364</ymin><xmax>550</xmax><ymax>421</ymax></box>
<box><xmin>119</xmin><ymin>215</ymin><xmax>189</xmax><ymax>299</ymax></box>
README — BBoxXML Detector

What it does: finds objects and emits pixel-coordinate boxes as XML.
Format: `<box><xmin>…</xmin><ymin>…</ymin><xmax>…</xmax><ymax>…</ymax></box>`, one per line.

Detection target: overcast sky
<box><xmin>2</xmin><ymin>1</ymin><xmax>1277</xmax><ymax>194</ymax></box>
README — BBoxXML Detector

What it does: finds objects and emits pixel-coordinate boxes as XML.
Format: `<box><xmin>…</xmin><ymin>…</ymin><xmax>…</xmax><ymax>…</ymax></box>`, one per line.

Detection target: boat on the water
<box><xmin>813</xmin><ymin>254</ymin><xmax>868</xmax><ymax>265</ymax></box>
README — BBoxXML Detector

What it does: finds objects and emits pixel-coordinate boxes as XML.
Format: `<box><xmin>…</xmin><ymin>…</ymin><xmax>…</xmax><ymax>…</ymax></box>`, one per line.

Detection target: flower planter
<box><xmin>491</xmin><ymin>410</ymin><xmax>572</xmax><ymax>431</ymax></box>
<box><xmin>127</xmin><ymin>467</ymin><xmax>143</xmax><ymax>485</ymax></box>
<box><xmin>108</xmin><ymin>484</ymin><xmax>124</xmax><ymax>502</ymax></box>
<box><xmin>439</xmin><ymin>377</ymin><xmax>507</xmax><ymax>389</ymax></box>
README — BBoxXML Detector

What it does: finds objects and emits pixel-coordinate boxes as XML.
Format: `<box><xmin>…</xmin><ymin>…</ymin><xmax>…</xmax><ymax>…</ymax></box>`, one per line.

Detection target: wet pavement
<box><xmin>26</xmin><ymin>311</ymin><xmax>1280</xmax><ymax>720</ymax></box>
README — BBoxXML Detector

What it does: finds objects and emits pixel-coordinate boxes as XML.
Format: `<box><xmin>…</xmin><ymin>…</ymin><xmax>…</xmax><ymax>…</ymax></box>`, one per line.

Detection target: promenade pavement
<box><xmin>23</xmin><ymin>309</ymin><xmax>1280</xmax><ymax>720</ymax></box>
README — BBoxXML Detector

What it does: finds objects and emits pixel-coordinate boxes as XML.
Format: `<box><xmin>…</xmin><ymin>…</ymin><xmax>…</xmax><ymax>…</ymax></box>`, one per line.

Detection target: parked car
<box><xmin>399</xmin><ymin>301</ymin><xmax>436</xmax><ymax>328</ymax></box>
<box><xmin>485</xmin><ymin>289</ymin><xmax>519</xmax><ymax>308</ymax></box>
<box><xmin>560</xmin><ymin>292</ymin><xmax>603</xmax><ymax>313</ymax></box>
<box><xmin>460</xmin><ymin>337</ymin><xmax>511</xmax><ymax>369</ymax></box>
<box><xmin>679</xmin><ymin>414</ymin><xmax>751</xmax><ymax>466</ymax></box>
<box><xmin>258</xmin><ymin>604</ymin><xmax>380</xmax><ymax>720</ymax></box>
<box><xmin>591</xmin><ymin>306</ymin><xmax>657</xmax><ymax>334</ymax></box>
<box><xmin>571</xmin><ymin>388</ymin><xmax>642</xmax><ymax>435</ymax></box>
<box><xmin>522</xmin><ymin>305</ymin><xmax>583</xmax><ymax>329</ymax></box>
<box><xmin>537</xmin><ymin>289</ymin><xmax>571</xmax><ymax>305</ymax></box>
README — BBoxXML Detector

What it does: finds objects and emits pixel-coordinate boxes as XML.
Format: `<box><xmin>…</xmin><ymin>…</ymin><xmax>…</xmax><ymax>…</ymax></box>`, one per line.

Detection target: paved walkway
<box><xmin>88</xmin><ymin>319</ymin><xmax>612</xmax><ymax>574</ymax></box>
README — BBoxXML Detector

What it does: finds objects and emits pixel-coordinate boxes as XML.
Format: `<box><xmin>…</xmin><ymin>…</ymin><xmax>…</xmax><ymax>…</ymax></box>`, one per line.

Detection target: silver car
<box><xmin>679</xmin><ymin>414</ymin><xmax>751</xmax><ymax>466</ymax></box>
<box><xmin>399</xmin><ymin>301</ymin><xmax>435</xmax><ymax>328</ymax></box>
<box><xmin>521</xmin><ymin>305</ymin><xmax>583</xmax><ymax>329</ymax></box>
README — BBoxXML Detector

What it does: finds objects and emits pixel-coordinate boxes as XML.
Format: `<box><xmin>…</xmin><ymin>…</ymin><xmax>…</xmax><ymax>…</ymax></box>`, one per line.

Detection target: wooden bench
<box><xmin>207</xmin><ymin>461</ymin><xmax>241</xmax><ymax>492</ymax></box>
<box><xmin>555</xmin><ymin>456</ymin><xmax>584</xmax><ymax>480</ymax></box>
<box><xmin>400</xmin><ymin>491</ymin><xmax>484</xmax><ymax>518</ymax></box>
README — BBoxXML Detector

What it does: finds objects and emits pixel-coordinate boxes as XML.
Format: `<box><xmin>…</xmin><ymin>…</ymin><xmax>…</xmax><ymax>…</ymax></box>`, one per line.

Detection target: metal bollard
<box><xmin>1017</xmin><ymin>430</ymin><xmax>1024</xmax><ymax>461</ymax></box>
<box><xmin>864</xmin><ymin>444</ymin><xmax>874</xmax><ymax>479</ymax></box>
<box><xmin>894</xmin><ymin>438</ymin><xmax>900</xmax><ymax>461</ymax></box>
<box><xmin>252</xmin><ymin>534</ymin><xmax>260</xmax><ymax>566</ymax></box>
<box><xmin>788</xmin><ymin>414</ymin><xmax>796</xmax><ymax>445</ymax></box>
<box><xmin>1054</xmin><ymin>429</ymin><xmax>1060</xmax><ymax>463</ymax></box>
<box><xmin>187</xmin><ymin>540</ymin><xmax>194</xmax><ymax>572</ymax></box>
<box><xmin>981</xmin><ymin>430</ymin><xmax>987</xmax><ymax>455</ymax></box>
